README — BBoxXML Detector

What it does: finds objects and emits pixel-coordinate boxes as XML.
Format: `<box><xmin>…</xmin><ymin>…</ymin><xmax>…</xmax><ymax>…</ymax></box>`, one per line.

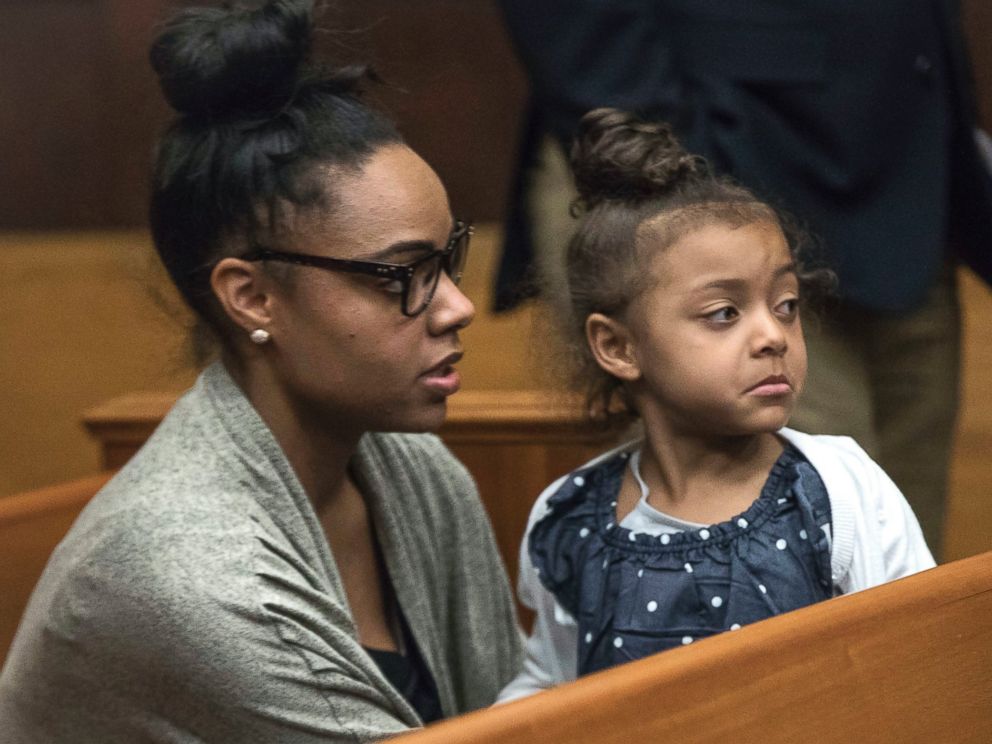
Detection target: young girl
<box><xmin>499</xmin><ymin>108</ymin><xmax>935</xmax><ymax>699</ymax></box>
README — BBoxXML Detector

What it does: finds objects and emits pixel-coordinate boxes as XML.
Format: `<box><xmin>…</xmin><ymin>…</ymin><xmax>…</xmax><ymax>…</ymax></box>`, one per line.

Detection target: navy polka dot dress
<box><xmin>529</xmin><ymin>444</ymin><xmax>834</xmax><ymax>676</ymax></box>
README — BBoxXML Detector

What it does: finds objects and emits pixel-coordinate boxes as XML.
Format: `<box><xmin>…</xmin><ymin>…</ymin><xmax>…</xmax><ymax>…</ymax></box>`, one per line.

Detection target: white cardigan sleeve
<box><xmin>497</xmin><ymin>443</ymin><xmax>641</xmax><ymax>702</ymax></box>
<box><xmin>779</xmin><ymin>429</ymin><xmax>936</xmax><ymax>592</ymax></box>
<box><xmin>496</xmin><ymin>475</ymin><xmax>580</xmax><ymax>702</ymax></box>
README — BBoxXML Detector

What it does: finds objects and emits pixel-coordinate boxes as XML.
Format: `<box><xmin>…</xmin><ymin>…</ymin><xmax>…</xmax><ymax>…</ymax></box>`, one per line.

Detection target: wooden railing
<box><xmin>397</xmin><ymin>550</ymin><xmax>992</xmax><ymax>744</ymax></box>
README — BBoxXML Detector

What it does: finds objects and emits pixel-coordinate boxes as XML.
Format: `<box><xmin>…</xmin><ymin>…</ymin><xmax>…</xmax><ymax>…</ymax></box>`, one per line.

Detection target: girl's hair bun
<box><xmin>150</xmin><ymin>0</ymin><xmax>316</xmax><ymax>120</ymax></box>
<box><xmin>570</xmin><ymin>108</ymin><xmax>704</xmax><ymax>210</ymax></box>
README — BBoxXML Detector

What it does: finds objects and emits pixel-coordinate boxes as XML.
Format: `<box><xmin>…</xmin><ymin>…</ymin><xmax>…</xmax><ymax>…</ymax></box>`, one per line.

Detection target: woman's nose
<box><xmin>428</xmin><ymin>271</ymin><xmax>475</xmax><ymax>333</ymax></box>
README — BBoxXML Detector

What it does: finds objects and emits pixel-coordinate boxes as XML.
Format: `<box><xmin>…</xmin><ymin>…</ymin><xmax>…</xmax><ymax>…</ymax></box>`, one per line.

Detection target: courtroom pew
<box><xmin>0</xmin><ymin>473</ymin><xmax>112</xmax><ymax>661</ymax></box>
<box><xmin>396</xmin><ymin>550</ymin><xmax>992</xmax><ymax>744</ymax></box>
<box><xmin>7</xmin><ymin>410</ymin><xmax>991</xmax><ymax>739</ymax></box>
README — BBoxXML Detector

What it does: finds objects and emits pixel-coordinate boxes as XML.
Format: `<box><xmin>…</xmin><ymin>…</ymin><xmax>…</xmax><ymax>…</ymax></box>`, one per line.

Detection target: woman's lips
<box><xmin>421</xmin><ymin>364</ymin><xmax>461</xmax><ymax>396</ymax></box>
<box><xmin>421</xmin><ymin>352</ymin><xmax>463</xmax><ymax>396</ymax></box>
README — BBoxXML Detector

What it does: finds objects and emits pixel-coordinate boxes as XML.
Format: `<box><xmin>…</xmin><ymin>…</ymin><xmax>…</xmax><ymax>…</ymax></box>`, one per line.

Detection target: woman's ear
<box><xmin>586</xmin><ymin>312</ymin><xmax>642</xmax><ymax>382</ymax></box>
<box><xmin>210</xmin><ymin>258</ymin><xmax>274</xmax><ymax>337</ymax></box>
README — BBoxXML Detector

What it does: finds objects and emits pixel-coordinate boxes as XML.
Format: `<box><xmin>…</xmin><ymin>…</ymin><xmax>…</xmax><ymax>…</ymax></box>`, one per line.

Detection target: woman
<box><xmin>0</xmin><ymin>1</ymin><xmax>523</xmax><ymax>741</ymax></box>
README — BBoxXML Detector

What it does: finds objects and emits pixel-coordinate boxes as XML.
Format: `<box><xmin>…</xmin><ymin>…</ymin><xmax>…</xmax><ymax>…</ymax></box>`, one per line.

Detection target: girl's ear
<box><xmin>210</xmin><ymin>257</ymin><xmax>275</xmax><ymax>337</ymax></box>
<box><xmin>586</xmin><ymin>312</ymin><xmax>642</xmax><ymax>382</ymax></box>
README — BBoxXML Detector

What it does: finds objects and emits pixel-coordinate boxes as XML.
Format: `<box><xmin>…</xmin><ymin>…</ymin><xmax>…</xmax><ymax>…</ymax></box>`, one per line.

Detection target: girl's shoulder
<box><xmin>777</xmin><ymin>427</ymin><xmax>889</xmax><ymax>527</ymax></box>
<box><xmin>778</xmin><ymin>427</ymin><xmax>935</xmax><ymax>585</ymax></box>
<box><xmin>526</xmin><ymin>439</ymin><xmax>641</xmax><ymax>533</ymax></box>
<box><xmin>778</xmin><ymin>427</ymin><xmax>882</xmax><ymax>481</ymax></box>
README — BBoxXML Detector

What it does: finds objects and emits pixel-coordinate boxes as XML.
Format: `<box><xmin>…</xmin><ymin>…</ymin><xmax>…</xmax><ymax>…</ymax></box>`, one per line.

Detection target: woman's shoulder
<box><xmin>4</xmin><ymin>480</ymin><xmax>396</xmax><ymax>741</ymax></box>
<box><xmin>364</xmin><ymin>431</ymin><xmax>466</xmax><ymax>473</ymax></box>
<box><xmin>52</xmin><ymin>476</ymin><xmax>276</xmax><ymax>612</ymax></box>
<box><xmin>355</xmin><ymin>432</ymin><xmax>497</xmax><ymax>557</ymax></box>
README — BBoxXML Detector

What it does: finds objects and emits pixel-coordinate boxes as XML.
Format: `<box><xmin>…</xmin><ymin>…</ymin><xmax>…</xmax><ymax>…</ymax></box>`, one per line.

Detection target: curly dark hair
<box><xmin>552</xmin><ymin>108</ymin><xmax>835</xmax><ymax>422</ymax></box>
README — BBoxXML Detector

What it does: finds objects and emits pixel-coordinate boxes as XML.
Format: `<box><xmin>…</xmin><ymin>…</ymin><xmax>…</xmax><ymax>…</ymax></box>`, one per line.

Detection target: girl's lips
<box><xmin>746</xmin><ymin>375</ymin><xmax>791</xmax><ymax>397</ymax></box>
<box><xmin>748</xmin><ymin>382</ymin><xmax>792</xmax><ymax>397</ymax></box>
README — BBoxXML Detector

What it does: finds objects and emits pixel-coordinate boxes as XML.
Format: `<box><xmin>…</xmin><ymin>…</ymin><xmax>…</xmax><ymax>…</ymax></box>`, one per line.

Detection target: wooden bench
<box><xmin>0</xmin><ymin>473</ymin><xmax>112</xmax><ymax>660</ymax></box>
<box><xmin>7</xmin><ymin>396</ymin><xmax>991</xmax><ymax>739</ymax></box>
<box><xmin>396</xmin><ymin>550</ymin><xmax>992</xmax><ymax>744</ymax></box>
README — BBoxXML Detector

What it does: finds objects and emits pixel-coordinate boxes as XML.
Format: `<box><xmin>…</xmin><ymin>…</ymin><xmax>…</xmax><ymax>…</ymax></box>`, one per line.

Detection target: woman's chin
<box><xmin>385</xmin><ymin>399</ymin><xmax>449</xmax><ymax>434</ymax></box>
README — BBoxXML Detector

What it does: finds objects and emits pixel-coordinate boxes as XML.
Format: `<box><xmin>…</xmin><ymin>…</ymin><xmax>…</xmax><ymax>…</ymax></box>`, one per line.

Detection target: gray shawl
<box><xmin>0</xmin><ymin>363</ymin><xmax>523</xmax><ymax>742</ymax></box>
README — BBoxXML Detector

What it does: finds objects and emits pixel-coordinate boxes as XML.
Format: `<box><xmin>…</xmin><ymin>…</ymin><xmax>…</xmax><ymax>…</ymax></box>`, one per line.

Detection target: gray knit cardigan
<box><xmin>0</xmin><ymin>363</ymin><xmax>523</xmax><ymax>742</ymax></box>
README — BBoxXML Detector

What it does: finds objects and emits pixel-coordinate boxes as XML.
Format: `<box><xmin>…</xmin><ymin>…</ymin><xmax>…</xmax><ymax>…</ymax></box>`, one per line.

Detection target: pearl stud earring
<box><xmin>249</xmin><ymin>329</ymin><xmax>271</xmax><ymax>345</ymax></box>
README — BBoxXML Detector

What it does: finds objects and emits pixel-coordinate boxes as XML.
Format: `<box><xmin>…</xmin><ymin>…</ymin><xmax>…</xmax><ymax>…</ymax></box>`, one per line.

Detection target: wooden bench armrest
<box><xmin>0</xmin><ymin>473</ymin><xmax>112</xmax><ymax>525</ymax></box>
<box><xmin>1</xmin><ymin>473</ymin><xmax>114</xmax><ymax>660</ymax></box>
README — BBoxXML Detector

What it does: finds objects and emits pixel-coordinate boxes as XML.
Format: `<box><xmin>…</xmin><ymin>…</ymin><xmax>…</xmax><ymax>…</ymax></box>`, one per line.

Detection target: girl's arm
<box><xmin>857</xmin><ymin>445</ymin><xmax>936</xmax><ymax>582</ymax></box>
<box><xmin>781</xmin><ymin>429</ymin><xmax>935</xmax><ymax>593</ymax></box>
<box><xmin>497</xmin><ymin>536</ymin><xmax>579</xmax><ymax>701</ymax></box>
<box><xmin>807</xmin><ymin>433</ymin><xmax>936</xmax><ymax>594</ymax></box>
<box><xmin>496</xmin><ymin>475</ymin><xmax>581</xmax><ymax>702</ymax></box>
<box><xmin>498</xmin><ymin>444</ymin><xmax>640</xmax><ymax>701</ymax></box>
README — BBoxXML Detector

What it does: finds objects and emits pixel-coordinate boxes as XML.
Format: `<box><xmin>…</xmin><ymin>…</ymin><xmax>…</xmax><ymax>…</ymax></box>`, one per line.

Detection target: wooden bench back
<box><xmin>396</xmin><ymin>550</ymin><xmax>992</xmax><ymax>744</ymax></box>
<box><xmin>0</xmin><ymin>473</ymin><xmax>112</xmax><ymax>660</ymax></box>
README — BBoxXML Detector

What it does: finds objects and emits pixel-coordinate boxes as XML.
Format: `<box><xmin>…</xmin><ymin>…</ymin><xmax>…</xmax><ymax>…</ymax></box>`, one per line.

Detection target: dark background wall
<box><xmin>0</xmin><ymin>0</ymin><xmax>528</xmax><ymax>228</ymax></box>
<box><xmin>0</xmin><ymin>0</ymin><xmax>989</xmax><ymax>230</ymax></box>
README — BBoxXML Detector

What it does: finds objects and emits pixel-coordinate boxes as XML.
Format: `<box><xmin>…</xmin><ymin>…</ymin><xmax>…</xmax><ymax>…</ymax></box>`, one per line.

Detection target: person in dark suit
<box><xmin>495</xmin><ymin>0</ymin><xmax>992</xmax><ymax>558</ymax></box>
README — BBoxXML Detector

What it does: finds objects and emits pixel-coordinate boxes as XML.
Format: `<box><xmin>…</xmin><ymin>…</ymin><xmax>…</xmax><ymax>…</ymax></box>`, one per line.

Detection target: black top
<box><xmin>363</xmin><ymin>612</ymin><xmax>444</xmax><ymax>724</ymax></box>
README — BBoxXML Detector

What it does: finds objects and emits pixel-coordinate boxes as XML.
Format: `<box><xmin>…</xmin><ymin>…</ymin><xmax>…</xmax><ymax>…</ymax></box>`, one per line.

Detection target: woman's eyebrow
<box><xmin>364</xmin><ymin>239</ymin><xmax>435</xmax><ymax>262</ymax></box>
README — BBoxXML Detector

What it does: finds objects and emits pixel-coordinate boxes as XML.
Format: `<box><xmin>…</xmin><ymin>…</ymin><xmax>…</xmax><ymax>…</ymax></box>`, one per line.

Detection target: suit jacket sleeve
<box><xmin>498</xmin><ymin>0</ymin><xmax>685</xmax><ymax>144</ymax></box>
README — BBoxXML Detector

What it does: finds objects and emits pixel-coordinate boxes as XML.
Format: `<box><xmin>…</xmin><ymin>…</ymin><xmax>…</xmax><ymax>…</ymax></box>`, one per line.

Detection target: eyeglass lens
<box><xmin>405</xmin><ymin>227</ymin><xmax>470</xmax><ymax>315</ymax></box>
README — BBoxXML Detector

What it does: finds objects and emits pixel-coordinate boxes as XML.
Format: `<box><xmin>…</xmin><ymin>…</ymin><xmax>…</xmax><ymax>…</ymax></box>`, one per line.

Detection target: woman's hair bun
<box><xmin>150</xmin><ymin>0</ymin><xmax>316</xmax><ymax>120</ymax></box>
<box><xmin>570</xmin><ymin>108</ymin><xmax>704</xmax><ymax>209</ymax></box>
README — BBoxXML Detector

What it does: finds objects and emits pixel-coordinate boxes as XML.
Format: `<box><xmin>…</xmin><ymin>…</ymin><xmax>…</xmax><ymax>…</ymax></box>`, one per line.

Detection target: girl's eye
<box><xmin>707</xmin><ymin>306</ymin><xmax>739</xmax><ymax>323</ymax></box>
<box><xmin>776</xmin><ymin>298</ymin><xmax>800</xmax><ymax>318</ymax></box>
<box><xmin>380</xmin><ymin>278</ymin><xmax>405</xmax><ymax>294</ymax></box>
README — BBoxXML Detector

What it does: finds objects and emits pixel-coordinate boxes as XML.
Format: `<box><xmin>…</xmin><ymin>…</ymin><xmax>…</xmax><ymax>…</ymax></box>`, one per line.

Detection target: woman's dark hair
<box><xmin>148</xmin><ymin>0</ymin><xmax>402</xmax><ymax>357</ymax></box>
<box><xmin>556</xmin><ymin>108</ymin><xmax>834</xmax><ymax>422</ymax></box>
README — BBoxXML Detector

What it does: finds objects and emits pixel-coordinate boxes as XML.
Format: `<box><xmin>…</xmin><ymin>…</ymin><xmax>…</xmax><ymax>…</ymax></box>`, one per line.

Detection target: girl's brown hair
<box><xmin>552</xmin><ymin>108</ymin><xmax>834</xmax><ymax>422</ymax></box>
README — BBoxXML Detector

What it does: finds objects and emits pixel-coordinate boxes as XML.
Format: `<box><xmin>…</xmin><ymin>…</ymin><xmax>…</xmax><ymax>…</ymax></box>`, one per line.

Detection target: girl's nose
<box><xmin>428</xmin><ymin>271</ymin><xmax>475</xmax><ymax>334</ymax></box>
<box><xmin>753</xmin><ymin>311</ymin><xmax>788</xmax><ymax>356</ymax></box>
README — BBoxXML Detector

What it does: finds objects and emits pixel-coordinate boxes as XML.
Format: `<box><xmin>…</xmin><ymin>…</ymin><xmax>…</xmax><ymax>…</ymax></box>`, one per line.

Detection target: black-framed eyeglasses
<box><xmin>242</xmin><ymin>220</ymin><xmax>472</xmax><ymax>317</ymax></box>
